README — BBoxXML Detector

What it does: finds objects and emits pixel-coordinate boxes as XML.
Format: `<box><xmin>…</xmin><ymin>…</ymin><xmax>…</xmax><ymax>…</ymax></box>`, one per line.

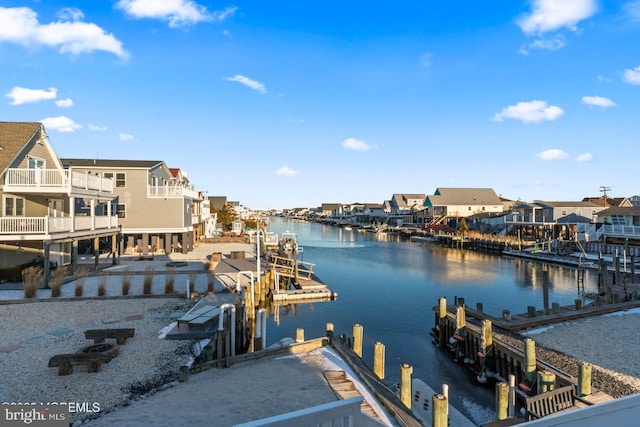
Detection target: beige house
<box><xmin>0</xmin><ymin>122</ymin><xmax>118</xmax><ymax>280</ymax></box>
<box><xmin>61</xmin><ymin>159</ymin><xmax>205</xmax><ymax>255</ymax></box>
<box><xmin>422</xmin><ymin>188</ymin><xmax>504</xmax><ymax>226</ymax></box>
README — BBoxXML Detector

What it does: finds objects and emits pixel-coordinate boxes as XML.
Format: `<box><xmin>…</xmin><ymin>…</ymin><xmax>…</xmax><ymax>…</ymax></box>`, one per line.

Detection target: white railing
<box><xmin>4</xmin><ymin>169</ymin><xmax>113</xmax><ymax>193</ymax></box>
<box><xmin>601</xmin><ymin>224</ymin><xmax>640</xmax><ymax>238</ymax></box>
<box><xmin>148</xmin><ymin>185</ymin><xmax>200</xmax><ymax>199</ymax></box>
<box><xmin>233</xmin><ymin>397</ymin><xmax>385</xmax><ymax>427</ymax></box>
<box><xmin>0</xmin><ymin>216</ymin><xmax>117</xmax><ymax>235</ymax></box>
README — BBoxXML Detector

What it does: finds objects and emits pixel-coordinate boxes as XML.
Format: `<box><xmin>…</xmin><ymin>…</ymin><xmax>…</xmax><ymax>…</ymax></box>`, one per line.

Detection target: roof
<box><xmin>428</xmin><ymin>188</ymin><xmax>502</xmax><ymax>206</ymax></box>
<box><xmin>597</xmin><ymin>206</ymin><xmax>640</xmax><ymax>216</ymax></box>
<box><xmin>582</xmin><ymin>197</ymin><xmax>628</xmax><ymax>207</ymax></box>
<box><xmin>0</xmin><ymin>121</ymin><xmax>42</xmax><ymax>170</ymax></box>
<box><xmin>556</xmin><ymin>213</ymin><xmax>592</xmax><ymax>223</ymax></box>
<box><xmin>169</xmin><ymin>168</ymin><xmax>180</xmax><ymax>177</ymax></box>
<box><xmin>61</xmin><ymin>159</ymin><xmax>165</xmax><ymax>169</ymax></box>
<box><xmin>534</xmin><ymin>200</ymin><xmax>601</xmax><ymax>208</ymax></box>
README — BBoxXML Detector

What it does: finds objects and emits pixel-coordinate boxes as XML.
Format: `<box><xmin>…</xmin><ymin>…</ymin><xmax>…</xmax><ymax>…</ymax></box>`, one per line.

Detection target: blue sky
<box><xmin>1</xmin><ymin>1</ymin><xmax>639</xmax><ymax>210</ymax></box>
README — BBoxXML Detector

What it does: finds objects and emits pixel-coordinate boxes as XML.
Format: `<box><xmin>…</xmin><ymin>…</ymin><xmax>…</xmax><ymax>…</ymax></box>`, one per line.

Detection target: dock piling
<box><xmin>400</xmin><ymin>363</ymin><xmax>413</xmax><ymax>410</ymax></box>
<box><xmin>524</xmin><ymin>338</ymin><xmax>537</xmax><ymax>384</ymax></box>
<box><xmin>352</xmin><ymin>324</ymin><xmax>363</xmax><ymax>357</ymax></box>
<box><xmin>296</xmin><ymin>328</ymin><xmax>305</xmax><ymax>343</ymax></box>
<box><xmin>578</xmin><ymin>363</ymin><xmax>592</xmax><ymax>397</ymax></box>
<box><xmin>495</xmin><ymin>382</ymin><xmax>509</xmax><ymax>420</ymax></box>
<box><xmin>373</xmin><ymin>342</ymin><xmax>385</xmax><ymax>380</ymax></box>
<box><xmin>432</xmin><ymin>393</ymin><xmax>448</xmax><ymax>427</ymax></box>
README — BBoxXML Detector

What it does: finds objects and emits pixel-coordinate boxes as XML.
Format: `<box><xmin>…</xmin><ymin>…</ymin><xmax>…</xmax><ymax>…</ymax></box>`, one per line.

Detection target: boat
<box><xmin>278</xmin><ymin>231</ymin><xmax>298</xmax><ymax>255</ymax></box>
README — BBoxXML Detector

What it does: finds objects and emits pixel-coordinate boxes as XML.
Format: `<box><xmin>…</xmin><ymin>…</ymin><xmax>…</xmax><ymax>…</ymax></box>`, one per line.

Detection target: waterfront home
<box><xmin>513</xmin><ymin>200</ymin><xmax>604</xmax><ymax>224</ymax></box>
<box><xmin>0</xmin><ymin>122</ymin><xmax>118</xmax><ymax>281</ymax></box>
<box><xmin>582</xmin><ymin>196</ymin><xmax>632</xmax><ymax>208</ymax></box>
<box><xmin>386</xmin><ymin>193</ymin><xmax>426</xmax><ymax>226</ymax></box>
<box><xmin>61</xmin><ymin>158</ymin><xmax>206</xmax><ymax>255</ymax></box>
<box><xmin>577</xmin><ymin>206</ymin><xmax>640</xmax><ymax>245</ymax></box>
<box><xmin>421</xmin><ymin>188</ymin><xmax>503</xmax><ymax>227</ymax></box>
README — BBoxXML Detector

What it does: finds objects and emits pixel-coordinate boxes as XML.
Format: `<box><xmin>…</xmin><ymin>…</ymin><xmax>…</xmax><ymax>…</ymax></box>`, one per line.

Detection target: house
<box><xmin>582</xmin><ymin>197</ymin><xmax>632</xmax><ymax>208</ymax></box>
<box><xmin>513</xmin><ymin>201</ymin><xmax>603</xmax><ymax>224</ymax></box>
<box><xmin>422</xmin><ymin>188</ymin><xmax>503</xmax><ymax>227</ymax></box>
<box><xmin>386</xmin><ymin>194</ymin><xmax>426</xmax><ymax>226</ymax></box>
<box><xmin>61</xmin><ymin>158</ymin><xmax>203</xmax><ymax>255</ymax></box>
<box><xmin>0</xmin><ymin>122</ymin><xmax>118</xmax><ymax>280</ymax></box>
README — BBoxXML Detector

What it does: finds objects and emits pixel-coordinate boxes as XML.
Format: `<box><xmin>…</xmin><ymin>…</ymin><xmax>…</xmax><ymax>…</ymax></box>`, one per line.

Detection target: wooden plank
<box><xmin>323</xmin><ymin>370</ymin><xmax>379</xmax><ymax>420</ymax></box>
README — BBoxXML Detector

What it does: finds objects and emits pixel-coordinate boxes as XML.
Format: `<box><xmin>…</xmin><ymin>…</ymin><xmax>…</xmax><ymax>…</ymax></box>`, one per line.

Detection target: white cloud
<box><xmin>420</xmin><ymin>53</ymin><xmax>432</xmax><ymax>69</ymax></box>
<box><xmin>537</xmin><ymin>149</ymin><xmax>569</xmax><ymax>160</ymax></box>
<box><xmin>0</xmin><ymin>7</ymin><xmax>127</xmax><ymax>58</ymax></box>
<box><xmin>275</xmin><ymin>166</ymin><xmax>298</xmax><ymax>176</ymax></box>
<box><xmin>623</xmin><ymin>1</ymin><xmax>640</xmax><ymax>22</ymax></box>
<box><xmin>582</xmin><ymin>95</ymin><xmax>615</xmax><ymax>108</ymax></box>
<box><xmin>224</xmin><ymin>75</ymin><xmax>267</xmax><ymax>94</ymax></box>
<box><xmin>576</xmin><ymin>153</ymin><xmax>593</xmax><ymax>162</ymax></box>
<box><xmin>88</xmin><ymin>124</ymin><xmax>107</xmax><ymax>132</ymax></box>
<box><xmin>119</xmin><ymin>133</ymin><xmax>134</xmax><ymax>142</ymax></box>
<box><xmin>41</xmin><ymin>116</ymin><xmax>81</xmax><ymax>132</ymax></box>
<box><xmin>492</xmin><ymin>100</ymin><xmax>564</xmax><ymax>123</ymax></box>
<box><xmin>116</xmin><ymin>1</ymin><xmax>235</xmax><ymax>28</ymax></box>
<box><xmin>518</xmin><ymin>0</ymin><xmax>597</xmax><ymax>35</ymax></box>
<box><xmin>520</xmin><ymin>35</ymin><xmax>565</xmax><ymax>54</ymax></box>
<box><xmin>342</xmin><ymin>138</ymin><xmax>373</xmax><ymax>151</ymax></box>
<box><xmin>623</xmin><ymin>65</ymin><xmax>640</xmax><ymax>85</ymax></box>
<box><xmin>57</xmin><ymin>7</ymin><xmax>84</xmax><ymax>22</ymax></box>
<box><xmin>5</xmin><ymin>86</ymin><xmax>57</xmax><ymax>105</ymax></box>
<box><xmin>55</xmin><ymin>98</ymin><xmax>73</xmax><ymax>108</ymax></box>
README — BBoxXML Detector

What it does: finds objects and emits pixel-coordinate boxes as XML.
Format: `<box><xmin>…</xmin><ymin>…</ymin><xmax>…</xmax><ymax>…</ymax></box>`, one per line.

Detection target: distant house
<box><xmin>423</xmin><ymin>188</ymin><xmax>503</xmax><ymax>226</ymax></box>
<box><xmin>513</xmin><ymin>201</ymin><xmax>604</xmax><ymax>224</ymax></box>
<box><xmin>582</xmin><ymin>197</ymin><xmax>632</xmax><ymax>208</ymax></box>
<box><xmin>0</xmin><ymin>122</ymin><xmax>118</xmax><ymax>280</ymax></box>
<box><xmin>320</xmin><ymin>203</ymin><xmax>341</xmax><ymax>217</ymax></box>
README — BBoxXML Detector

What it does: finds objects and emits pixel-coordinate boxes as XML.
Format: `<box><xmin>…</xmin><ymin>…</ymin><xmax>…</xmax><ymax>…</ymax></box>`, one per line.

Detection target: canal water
<box><xmin>264</xmin><ymin>217</ymin><xmax>599</xmax><ymax>425</ymax></box>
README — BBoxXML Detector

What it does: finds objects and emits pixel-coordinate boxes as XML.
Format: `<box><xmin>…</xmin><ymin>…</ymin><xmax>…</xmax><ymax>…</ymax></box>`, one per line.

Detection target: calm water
<box><xmin>264</xmin><ymin>217</ymin><xmax>599</xmax><ymax>425</ymax></box>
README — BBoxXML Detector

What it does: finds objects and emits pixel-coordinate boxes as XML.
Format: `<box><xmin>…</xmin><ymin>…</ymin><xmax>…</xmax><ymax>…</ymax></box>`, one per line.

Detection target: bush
<box><xmin>122</xmin><ymin>268</ymin><xmax>131</xmax><ymax>295</ymax></box>
<box><xmin>97</xmin><ymin>276</ymin><xmax>107</xmax><ymax>296</ymax></box>
<box><xmin>49</xmin><ymin>266</ymin><xmax>69</xmax><ymax>298</ymax></box>
<box><xmin>165</xmin><ymin>268</ymin><xmax>176</xmax><ymax>294</ymax></box>
<box><xmin>143</xmin><ymin>266</ymin><xmax>155</xmax><ymax>294</ymax></box>
<box><xmin>73</xmin><ymin>267</ymin><xmax>89</xmax><ymax>297</ymax></box>
<box><xmin>22</xmin><ymin>266</ymin><xmax>43</xmax><ymax>299</ymax></box>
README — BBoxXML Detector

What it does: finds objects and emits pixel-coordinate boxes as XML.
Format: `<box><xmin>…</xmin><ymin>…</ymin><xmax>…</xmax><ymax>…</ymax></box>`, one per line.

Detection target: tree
<box><xmin>212</xmin><ymin>204</ymin><xmax>236</xmax><ymax>230</ymax></box>
<box><xmin>457</xmin><ymin>218</ymin><xmax>469</xmax><ymax>236</ymax></box>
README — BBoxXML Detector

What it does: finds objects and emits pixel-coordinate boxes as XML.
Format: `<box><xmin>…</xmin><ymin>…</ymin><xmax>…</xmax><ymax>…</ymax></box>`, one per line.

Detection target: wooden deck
<box><xmin>323</xmin><ymin>370</ymin><xmax>379</xmax><ymax>421</ymax></box>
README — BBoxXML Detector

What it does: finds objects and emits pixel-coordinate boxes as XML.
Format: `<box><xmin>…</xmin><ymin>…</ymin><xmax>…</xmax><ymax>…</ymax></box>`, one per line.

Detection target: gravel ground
<box><xmin>496</xmin><ymin>309</ymin><xmax>640</xmax><ymax>398</ymax></box>
<box><xmin>0</xmin><ymin>298</ymin><xmax>193</xmax><ymax>424</ymax></box>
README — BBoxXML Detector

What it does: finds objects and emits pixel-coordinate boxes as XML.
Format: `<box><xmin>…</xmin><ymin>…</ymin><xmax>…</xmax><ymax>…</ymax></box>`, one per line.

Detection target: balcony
<box><xmin>148</xmin><ymin>185</ymin><xmax>200</xmax><ymax>199</ymax></box>
<box><xmin>0</xmin><ymin>215</ymin><xmax>118</xmax><ymax>238</ymax></box>
<box><xmin>4</xmin><ymin>168</ymin><xmax>113</xmax><ymax>194</ymax></box>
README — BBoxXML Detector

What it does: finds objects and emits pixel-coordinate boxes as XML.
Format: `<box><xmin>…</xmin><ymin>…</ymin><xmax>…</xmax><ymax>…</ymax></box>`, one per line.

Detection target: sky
<box><xmin>1</xmin><ymin>1</ymin><xmax>639</xmax><ymax>210</ymax></box>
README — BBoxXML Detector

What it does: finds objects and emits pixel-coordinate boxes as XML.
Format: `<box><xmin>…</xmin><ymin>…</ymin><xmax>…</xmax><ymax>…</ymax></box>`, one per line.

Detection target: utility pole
<box><xmin>600</xmin><ymin>186</ymin><xmax>611</xmax><ymax>207</ymax></box>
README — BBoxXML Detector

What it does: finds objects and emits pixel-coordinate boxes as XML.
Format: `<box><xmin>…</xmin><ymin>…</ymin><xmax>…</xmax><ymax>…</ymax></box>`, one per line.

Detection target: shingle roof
<box><xmin>430</xmin><ymin>188</ymin><xmax>502</xmax><ymax>205</ymax></box>
<box><xmin>0</xmin><ymin>121</ymin><xmax>41</xmax><ymax>171</ymax></box>
<box><xmin>598</xmin><ymin>206</ymin><xmax>640</xmax><ymax>216</ymax></box>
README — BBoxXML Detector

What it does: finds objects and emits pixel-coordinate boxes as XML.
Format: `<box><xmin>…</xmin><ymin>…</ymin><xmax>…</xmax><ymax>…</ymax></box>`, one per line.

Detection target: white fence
<box><xmin>233</xmin><ymin>397</ymin><xmax>386</xmax><ymax>427</ymax></box>
<box><xmin>0</xmin><ymin>216</ymin><xmax>117</xmax><ymax>234</ymax></box>
<box><xmin>4</xmin><ymin>168</ymin><xmax>113</xmax><ymax>192</ymax></box>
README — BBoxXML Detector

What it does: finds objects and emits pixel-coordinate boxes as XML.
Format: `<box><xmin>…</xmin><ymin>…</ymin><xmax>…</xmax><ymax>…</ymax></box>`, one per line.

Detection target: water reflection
<box><xmin>262</xmin><ymin>217</ymin><xmax>600</xmax><ymax>425</ymax></box>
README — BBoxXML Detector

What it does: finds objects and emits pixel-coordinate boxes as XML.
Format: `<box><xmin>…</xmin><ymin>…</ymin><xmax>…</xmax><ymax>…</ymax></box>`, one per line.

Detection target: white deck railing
<box><xmin>233</xmin><ymin>397</ymin><xmax>386</xmax><ymax>427</ymax></box>
<box><xmin>4</xmin><ymin>168</ymin><xmax>113</xmax><ymax>193</ymax></box>
<box><xmin>0</xmin><ymin>216</ymin><xmax>118</xmax><ymax>235</ymax></box>
<box><xmin>576</xmin><ymin>223</ymin><xmax>640</xmax><ymax>241</ymax></box>
<box><xmin>148</xmin><ymin>185</ymin><xmax>200</xmax><ymax>199</ymax></box>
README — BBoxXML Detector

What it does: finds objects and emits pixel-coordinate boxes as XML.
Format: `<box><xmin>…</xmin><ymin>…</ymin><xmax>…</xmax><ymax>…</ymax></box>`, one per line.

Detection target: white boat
<box><xmin>278</xmin><ymin>231</ymin><xmax>298</xmax><ymax>254</ymax></box>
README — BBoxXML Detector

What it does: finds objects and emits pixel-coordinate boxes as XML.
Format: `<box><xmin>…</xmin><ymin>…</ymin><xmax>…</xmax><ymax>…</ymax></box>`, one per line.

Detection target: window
<box><xmin>611</xmin><ymin>215</ymin><xmax>626</xmax><ymax>226</ymax></box>
<box><xmin>28</xmin><ymin>157</ymin><xmax>45</xmax><ymax>169</ymax></box>
<box><xmin>4</xmin><ymin>197</ymin><xmax>25</xmax><ymax>216</ymax></box>
<box><xmin>116</xmin><ymin>204</ymin><xmax>126</xmax><ymax>219</ymax></box>
<box><xmin>115</xmin><ymin>173</ymin><xmax>126</xmax><ymax>188</ymax></box>
<box><xmin>103</xmin><ymin>172</ymin><xmax>113</xmax><ymax>180</ymax></box>
<box><xmin>561</xmin><ymin>210</ymin><xmax>567</xmax><ymax>216</ymax></box>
